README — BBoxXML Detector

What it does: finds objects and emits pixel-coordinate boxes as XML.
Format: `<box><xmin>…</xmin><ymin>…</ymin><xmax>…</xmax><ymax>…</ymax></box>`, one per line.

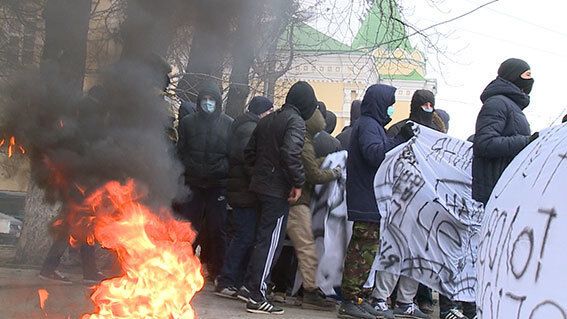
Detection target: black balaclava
<box><xmin>285</xmin><ymin>81</ymin><xmax>317</xmax><ymax>120</ymax></box>
<box><xmin>324</xmin><ymin>111</ymin><xmax>337</xmax><ymax>134</ymax></box>
<box><xmin>498</xmin><ymin>58</ymin><xmax>534</xmax><ymax>94</ymax></box>
<box><xmin>409</xmin><ymin>89</ymin><xmax>435</xmax><ymax>126</ymax></box>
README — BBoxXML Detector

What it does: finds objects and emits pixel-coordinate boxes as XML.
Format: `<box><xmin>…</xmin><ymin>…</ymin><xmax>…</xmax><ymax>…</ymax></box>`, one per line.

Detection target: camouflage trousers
<box><xmin>341</xmin><ymin>221</ymin><xmax>380</xmax><ymax>301</ymax></box>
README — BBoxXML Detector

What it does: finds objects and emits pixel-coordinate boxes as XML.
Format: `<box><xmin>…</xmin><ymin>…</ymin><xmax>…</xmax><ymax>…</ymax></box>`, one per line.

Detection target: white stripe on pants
<box><xmin>259</xmin><ymin>215</ymin><xmax>285</xmax><ymax>298</ymax></box>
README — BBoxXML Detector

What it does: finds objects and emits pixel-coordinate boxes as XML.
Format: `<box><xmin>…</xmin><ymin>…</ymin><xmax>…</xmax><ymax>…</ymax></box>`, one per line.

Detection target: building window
<box><xmin>327</xmin><ymin>66</ymin><xmax>333</xmax><ymax>72</ymax></box>
<box><xmin>336</xmin><ymin>67</ymin><xmax>341</xmax><ymax>72</ymax></box>
<box><xmin>319</xmin><ymin>66</ymin><xmax>324</xmax><ymax>72</ymax></box>
<box><xmin>303</xmin><ymin>66</ymin><xmax>309</xmax><ymax>71</ymax></box>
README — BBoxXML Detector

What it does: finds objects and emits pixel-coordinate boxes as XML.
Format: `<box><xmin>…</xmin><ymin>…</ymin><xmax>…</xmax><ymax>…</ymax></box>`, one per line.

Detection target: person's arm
<box><xmin>474</xmin><ymin>99</ymin><xmax>529</xmax><ymax>158</ymax></box>
<box><xmin>302</xmin><ymin>140</ymin><xmax>340</xmax><ymax>184</ymax></box>
<box><xmin>281</xmin><ymin>117</ymin><xmax>306</xmax><ymax>188</ymax></box>
<box><xmin>244</xmin><ymin>126</ymin><xmax>258</xmax><ymax>173</ymax></box>
<box><xmin>357</xmin><ymin>123</ymin><xmax>387</xmax><ymax>168</ymax></box>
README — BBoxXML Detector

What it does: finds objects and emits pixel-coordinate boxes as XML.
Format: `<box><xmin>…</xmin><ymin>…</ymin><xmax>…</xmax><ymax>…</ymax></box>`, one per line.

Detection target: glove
<box><xmin>528</xmin><ymin>132</ymin><xmax>539</xmax><ymax>143</ymax></box>
<box><xmin>398</xmin><ymin>122</ymin><xmax>415</xmax><ymax>141</ymax></box>
<box><xmin>332</xmin><ymin>166</ymin><xmax>342</xmax><ymax>179</ymax></box>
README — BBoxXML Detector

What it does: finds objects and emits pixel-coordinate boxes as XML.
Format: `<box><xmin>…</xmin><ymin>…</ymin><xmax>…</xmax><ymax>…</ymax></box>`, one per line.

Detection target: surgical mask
<box><xmin>421</xmin><ymin>104</ymin><xmax>434</xmax><ymax>113</ymax></box>
<box><xmin>387</xmin><ymin>106</ymin><xmax>395</xmax><ymax>117</ymax></box>
<box><xmin>200</xmin><ymin>98</ymin><xmax>216</xmax><ymax>113</ymax></box>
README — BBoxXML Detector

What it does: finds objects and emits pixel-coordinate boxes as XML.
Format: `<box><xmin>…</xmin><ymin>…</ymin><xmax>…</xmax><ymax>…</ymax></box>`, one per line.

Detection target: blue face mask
<box><xmin>387</xmin><ymin>106</ymin><xmax>395</xmax><ymax>117</ymax></box>
<box><xmin>200</xmin><ymin>98</ymin><xmax>216</xmax><ymax>113</ymax></box>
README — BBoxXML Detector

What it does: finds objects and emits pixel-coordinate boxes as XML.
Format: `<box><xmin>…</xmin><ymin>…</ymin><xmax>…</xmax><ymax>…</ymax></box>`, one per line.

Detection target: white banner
<box><xmin>292</xmin><ymin>151</ymin><xmax>353</xmax><ymax>296</ymax></box>
<box><xmin>366</xmin><ymin>124</ymin><xmax>483</xmax><ymax>302</ymax></box>
<box><xmin>477</xmin><ymin>124</ymin><xmax>567</xmax><ymax>318</ymax></box>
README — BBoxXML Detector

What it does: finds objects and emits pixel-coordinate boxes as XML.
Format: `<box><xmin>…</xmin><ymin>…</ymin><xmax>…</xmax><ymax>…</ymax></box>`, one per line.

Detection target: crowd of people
<box><xmin>37</xmin><ymin>57</ymin><xmax>541</xmax><ymax>319</ymax></box>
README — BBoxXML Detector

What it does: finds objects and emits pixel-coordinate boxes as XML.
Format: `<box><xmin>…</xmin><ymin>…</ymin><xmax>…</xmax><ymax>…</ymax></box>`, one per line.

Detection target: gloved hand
<box><xmin>398</xmin><ymin>122</ymin><xmax>415</xmax><ymax>141</ymax></box>
<box><xmin>528</xmin><ymin>132</ymin><xmax>539</xmax><ymax>143</ymax></box>
<box><xmin>332</xmin><ymin>166</ymin><xmax>342</xmax><ymax>179</ymax></box>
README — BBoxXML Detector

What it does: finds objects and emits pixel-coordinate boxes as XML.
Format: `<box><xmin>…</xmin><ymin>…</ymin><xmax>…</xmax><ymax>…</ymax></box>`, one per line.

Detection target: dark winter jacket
<box><xmin>177</xmin><ymin>82</ymin><xmax>234</xmax><ymax>188</ymax></box>
<box><xmin>296</xmin><ymin>109</ymin><xmax>339</xmax><ymax>206</ymax></box>
<box><xmin>178</xmin><ymin>100</ymin><xmax>196</xmax><ymax>120</ymax></box>
<box><xmin>245</xmin><ymin>104</ymin><xmax>306</xmax><ymax>199</ymax></box>
<box><xmin>227</xmin><ymin>112</ymin><xmax>260</xmax><ymax>208</ymax></box>
<box><xmin>346</xmin><ymin>84</ymin><xmax>405</xmax><ymax>223</ymax></box>
<box><xmin>337</xmin><ymin>100</ymin><xmax>362</xmax><ymax>150</ymax></box>
<box><xmin>313</xmin><ymin>131</ymin><xmax>341</xmax><ymax>158</ymax></box>
<box><xmin>472</xmin><ymin>77</ymin><xmax>531</xmax><ymax>204</ymax></box>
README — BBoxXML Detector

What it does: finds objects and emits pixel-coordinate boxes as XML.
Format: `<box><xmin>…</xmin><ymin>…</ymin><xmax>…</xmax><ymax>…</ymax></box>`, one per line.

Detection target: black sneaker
<box><xmin>368</xmin><ymin>298</ymin><xmax>395</xmax><ymax>319</ymax></box>
<box><xmin>82</xmin><ymin>272</ymin><xmax>106</xmax><ymax>285</ymax></box>
<box><xmin>441</xmin><ymin>308</ymin><xmax>469</xmax><ymax>319</ymax></box>
<box><xmin>214</xmin><ymin>286</ymin><xmax>238</xmax><ymax>299</ymax></box>
<box><xmin>246</xmin><ymin>298</ymin><xmax>284</xmax><ymax>315</ymax></box>
<box><xmin>39</xmin><ymin>271</ymin><xmax>72</xmax><ymax>285</ymax></box>
<box><xmin>393</xmin><ymin>303</ymin><xmax>430</xmax><ymax>318</ymax></box>
<box><xmin>337</xmin><ymin>300</ymin><xmax>375</xmax><ymax>319</ymax></box>
<box><xmin>417</xmin><ymin>301</ymin><xmax>434</xmax><ymax>314</ymax></box>
<box><xmin>237</xmin><ymin>286</ymin><xmax>251</xmax><ymax>302</ymax></box>
<box><xmin>302</xmin><ymin>289</ymin><xmax>335</xmax><ymax>311</ymax></box>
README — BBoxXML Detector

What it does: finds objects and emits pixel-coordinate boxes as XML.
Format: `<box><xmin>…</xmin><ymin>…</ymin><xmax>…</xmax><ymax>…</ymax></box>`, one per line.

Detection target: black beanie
<box><xmin>350</xmin><ymin>100</ymin><xmax>362</xmax><ymax>123</ymax></box>
<box><xmin>285</xmin><ymin>81</ymin><xmax>317</xmax><ymax>120</ymax></box>
<box><xmin>248</xmin><ymin>96</ymin><xmax>273</xmax><ymax>115</ymax></box>
<box><xmin>317</xmin><ymin>101</ymin><xmax>327</xmax><ymax>119</ymax></box>
<box><xmin>498</xmin><ymin>58</ymin><xmax>530</xmax><ymax>83</ymax></box>
<box><xmin>410</xmin><ymin>90</ymin><xmax>435</xmax><ymax>111</ymax></box>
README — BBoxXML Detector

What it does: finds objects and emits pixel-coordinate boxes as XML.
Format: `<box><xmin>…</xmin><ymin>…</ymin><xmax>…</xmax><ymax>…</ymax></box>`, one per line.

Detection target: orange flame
<box><xmin>78</xmin><ymin>180</ymin><xmax>204</xmax><ymax>319</ymax></box>
<box><xmin>2</xmin><ymin>136</ymin><xmax>25</xmax><ymax>158</ymax></box>
<box><xmin>38</xmin><ymin>288</ymin><xmax>49</xmax><ymax>316</ymax></box>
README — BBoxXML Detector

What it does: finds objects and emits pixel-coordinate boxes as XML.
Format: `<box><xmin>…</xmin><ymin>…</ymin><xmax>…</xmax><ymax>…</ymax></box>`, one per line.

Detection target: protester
<box><xmin>337</xmin><ymin>84</ymin><xmax>415</xmax><ymax>319</ymax></box>
<box><xmin>472</xmin><ymin>58</ymin><xmax>538</xmax><ymax>206</ymax></box>
<box><xmin>337</xmin><ymin>100</ymin><xmax>361</xmax><ymax>150</ymax></box>
<box><xmin>388</xmin><ymin>89</ymin><xmax>436</xmax><ymax>136</ymax></box>
<box><xmin>215</xmin><ymin>96</ymin><xmax>274</xmax><ymax>299</ymax></box>
<box><xmin>314</xmin><ymin>108</ymin><xmax>342</xmax><ymax>158</ymax></box>
<box><xmin>243</xmin><ymin>81</ymin><xmax>317</xmax><ymax>315</ymax></box>
<box><xmin>177</xmin><ymin>81</ymin><xmax>233</xmax><ymax>281</ymax></box>
<box><xmin>178</xmin><ymin>100</ymin><xmax>196</xmax><ymax>120</ymax></box>
<box><xmin>435</xmin><ymin>109</ymin><xmax>450</xmax><ymax>133</ymax></box>
<box><xmin>287</xmin><ymin>108</ymin><xmax>342</xmax><ymax>310</ymax></box>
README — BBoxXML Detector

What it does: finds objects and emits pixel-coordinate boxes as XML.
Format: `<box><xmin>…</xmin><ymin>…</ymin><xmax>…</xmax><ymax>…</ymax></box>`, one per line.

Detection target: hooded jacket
<box><xmin>346</xmin><ymin>84</ymin><xmax>405</xmax><ymax>223</ymax></box>
<box><xmin>337</xmin><ymin>100</ymin><xmax>362</xmax><ymax>150</ymax></box>
<box><xmin>388</xmin><ymin>89</ymin><xmax>436</xmax><ymax>136</ymax></box>
<box><xmin>472</xmin><ymin>77</ymin><xmax>531</xmax><ymax>204</ymax></box>
<box><xmin>177</xmin><ymin>82</ymin><xmax>234</xmax><ymax>188</ymax></box>
<box><xmin>295</xmin><ymin>109</ymin><xmax>339</xmax><ymax>206</ymax></box>
<box><xmin>314</xmin><ymin>110</ymin><xmax>341</xmax><ymax>157</ymax></box>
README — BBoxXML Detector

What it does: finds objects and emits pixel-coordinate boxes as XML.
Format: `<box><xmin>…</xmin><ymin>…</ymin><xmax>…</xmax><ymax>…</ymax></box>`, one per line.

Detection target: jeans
<box><xmin>41</xmin><ymin>234</ymin><xmax>97</xmax><ymax>278</ymax></box>
<box><xmin>245</xmin><ymin>194</ymin><xmax>289</xmax><ymax>301</ymax></box>
<box><xmin>217</xmin><ymin>207</ymin><xmax>257</xmax><ymax>289</ymax></box>
<box><xmin>182</xmin><ymin>186</ymin><xmax>228</xmax><ymax>279</ymax></box>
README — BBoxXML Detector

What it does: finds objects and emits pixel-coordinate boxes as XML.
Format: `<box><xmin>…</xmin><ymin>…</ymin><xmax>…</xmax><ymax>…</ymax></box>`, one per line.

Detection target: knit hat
<box><xmin>498</xmin><ymin>58</ymin><xmax>530</xmax><ymax>83</ymax></box>
<box><xmin>285</xmin><ymin>81</ymin><xmax>318</xmax><ymax>120</ymax></box>
<box><xmin>248</xmin><ymin>96</ymin><xmax>273</xmax><ymax>115</ymax></box>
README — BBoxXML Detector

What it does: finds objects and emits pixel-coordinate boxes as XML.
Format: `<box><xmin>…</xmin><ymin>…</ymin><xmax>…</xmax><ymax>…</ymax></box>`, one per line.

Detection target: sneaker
<box><xmin>214</xmin><ymin>286</ymin><xmax>238</xmax><ymax>299</ymax></box>
<box><xmin>246</xmin><ymin>298</ymin><xmax>284</xmax><ymax>315</ymax></box>
<box><xmin>337</xmin><ymin>300</ymin><xmax>375</xmax><ymax>319</ymax></box>
<box><xmin>417</xmin><ymin>301</ymin><xmax>434</xmax><ymax>314</ymax></box>
<box><xmin>302</xmin><ymin>289</ymin><xmax>336</xmax><ymax>311</ymax></box>
<box><xmin>39</xmin><ymin>271</ymin><xmax>72</xmax><ymax>285</ymax></box>
<box><xmin>237</xmin><ymin>286</ymin><xmax>251</xmax><ymax>302</ymax></box>
<box><xmin>441</xmin><ymin>308</ymin><xmax>468</xmax><ymax>319</ymax></box>
<box><xmin>368</xmin><ymin>298</ymin><xmax>395</xmax><ymax>319</ymax></box>
<box><xmin>82</xmin><ymin>272</ymin><xmax>106</xmax><ymax>285</ymax></box>
<box><xmin>393</xmin><ymin>303</ymin><xmax>430</xmax><ymax>318</ymax></box>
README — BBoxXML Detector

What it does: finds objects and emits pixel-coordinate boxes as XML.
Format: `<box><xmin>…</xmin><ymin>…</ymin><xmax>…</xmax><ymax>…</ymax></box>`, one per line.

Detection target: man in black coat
<box><xmin>472</xmin><ymin>58</ymin><xmax>538</xmax><ymax>205</ymax></box>
<box><xmin>215</xmin><ymin>96</ymin><xmax>273</xmax><ymax>298</ymax></box>
<box><xmin>242</xmin><ymin>81</ymin><xmax>317</xmax><ymax>315</ymax></box>
<box><xmin>387</xmin><ymin>89</ymin><xmax>436</xmax><ymax>137</ymax></box>
<box><xmin>177</xmin><ymin>81</ymin><xmax>234</xmax><ymax>280</ymax></box>
<box><xmin>337</xmin><ymin>99</ymin><xmax>362</xmax><ymax>150</ymax></box>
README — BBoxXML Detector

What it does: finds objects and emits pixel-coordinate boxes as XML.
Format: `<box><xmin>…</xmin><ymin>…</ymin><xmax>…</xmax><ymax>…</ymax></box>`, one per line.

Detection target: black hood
<box><xmin>409</xmin><ymin>89</ymin><xmax>435</xmax><ymax>126</ymax></box>
<box><xmin>481</xmin><ymin>77</ymin><xmax>530</xmax><ymax>110</ymax></box>
<box><xmin>350</xmin><ymin>100</ymin><xmax>362</xmax><ymax>123</ymax></box>
<box><xmin>324</xmin><ymin>111</ymin><xmax>337</xmax><ymax>134</ymax></box>
<box><xmin>285</xmin><ymin>81</ymin><xmax>317</xmax><ymax>120</ymax></box>
<box><xmin>360</xmin><ymin>84</ymin><xmax>396</xmax><ymax>126</ymax></box>
<box><xmin>196</xmin><ymin>81</ymin><xmax>223</xmax><ymax>115</ymax></box>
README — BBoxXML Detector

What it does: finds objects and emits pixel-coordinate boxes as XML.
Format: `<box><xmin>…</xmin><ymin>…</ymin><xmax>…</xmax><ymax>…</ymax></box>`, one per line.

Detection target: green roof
<box><xmin>351</xmin><ymin>1</ymin><xmax>413</xmax><ymax>51</ymax></box>
<box><xmin>279</xmin><ymin>22</ymin><xmax>353</xmax><ymax>53</ymax></box>
<box><xmin>380</xmin><ymin>69</ymin><xmax>425</xmax><ymax>81</ymax></box>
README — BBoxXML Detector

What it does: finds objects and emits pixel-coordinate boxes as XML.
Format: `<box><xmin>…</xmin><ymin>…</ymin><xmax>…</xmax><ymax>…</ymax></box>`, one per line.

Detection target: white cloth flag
<box><xmin>365</xmin><ymin>124</ymin><xmax>483</xmax><ymax>302</ymax></box>
<box><xmin>477</xmin><ymin>124</ymin><xmax>567</xmax><ymax>318</ymax></box>
<box><xmin>293</xmin><ymin>151</ymin><xmax>353</xmax><ymax>296</ymax></box>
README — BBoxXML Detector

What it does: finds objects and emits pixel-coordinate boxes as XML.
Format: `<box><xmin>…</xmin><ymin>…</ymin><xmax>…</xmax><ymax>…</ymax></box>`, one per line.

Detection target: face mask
<box><xmin>421</xmin><ymin>104</ymin><xmax>434</xmax><ymax>113</ymax></box>
<box><xmin>200</xmin><ymin>98</ymin><xmax>216</xmax><ymax>113</ymax></box>
<box><xmin>514</xmin><ymin>78</ymin><xmax>534</xmax><ymax>95</ymax></box>
<box><xmin>387</xmin><ymin>106</ymin><xmax>395</xmax><ymax>117</ymax></box>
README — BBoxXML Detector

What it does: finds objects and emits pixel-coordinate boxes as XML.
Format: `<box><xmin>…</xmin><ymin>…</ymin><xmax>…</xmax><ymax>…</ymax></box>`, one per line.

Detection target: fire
<box><xmin>76</xmin><ymin>180</ymin><xmax>204</xmax><ymax>319</ymax></box>
<box><xmin>38</xmin><ymin>289</ymin><xmax>49</xmax><ymax>317</ymax></box>
<box><xmin>1</xmin><ymin>136</ymin><xmax>26</xmax><ymax>158</ymax></box>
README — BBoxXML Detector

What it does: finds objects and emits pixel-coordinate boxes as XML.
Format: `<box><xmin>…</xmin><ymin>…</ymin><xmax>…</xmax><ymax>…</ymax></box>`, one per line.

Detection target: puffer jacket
<box><xmin>227</xmin><ymin>112</ymin><xmax>260</xmax><ymax>207</ymax></box>
<box><xmin>472</xmin><ymin>77</ymin><xmax>531</xmax><ymax>204</ymax></box>
<box><xmin>245</xmin><ymin>104</ymin><xmax>306</xmax><ymax>199</ymax></box>
<box><xmin>295</xmin><ymin>109</ymin><xmax>339</xmax><ymax>206</ymax></box>
<box><xmin>346</xmin><ymin>84</ymin><xmax>405</xmax><ymax>223</ymax></box>
<box><xmin>177</xmin><ymin>83</ymin><xmax>234</xmax><ymax>188</ymax></box>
